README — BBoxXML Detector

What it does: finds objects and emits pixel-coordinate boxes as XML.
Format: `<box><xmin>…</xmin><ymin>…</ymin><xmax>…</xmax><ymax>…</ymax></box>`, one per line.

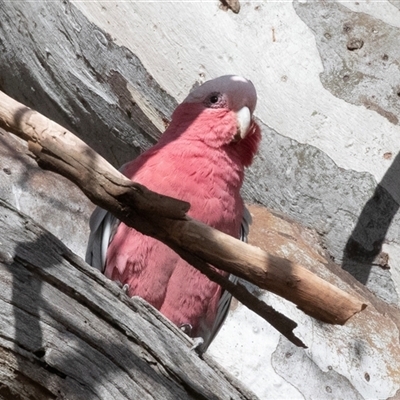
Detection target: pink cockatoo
<box><xmin>86</xmin><ymin>75</ymin><xmax>261</xmax><ymax>351</ymax></box>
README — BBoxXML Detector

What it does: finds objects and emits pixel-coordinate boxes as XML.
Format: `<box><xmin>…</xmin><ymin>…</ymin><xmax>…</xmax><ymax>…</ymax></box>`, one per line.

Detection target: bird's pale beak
<box><xmin>234</xmin><ymin>106</ymin><xmax>252</xmax><ymax>141</ymax></box>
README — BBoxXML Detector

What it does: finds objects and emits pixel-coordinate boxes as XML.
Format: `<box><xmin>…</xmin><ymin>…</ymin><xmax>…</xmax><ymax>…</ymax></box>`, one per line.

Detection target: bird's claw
<box><xmin>179</xmin><ymin>323</ymin><xmax>192</xmax><ymax>336</ymax></box>
<box><xmin>122</xmin><ymin>283</ymin><xmax>130</xmax><ymax>294</ymax></box>
<box><xmin>190</xmin><ymin>337</ymin><xmax>204</xmax><ymax>351</ymax></box>
<box><xmin>112</xmin><ymin>280</ymin><xmax>130</xmax><ymax>297</ymax></box>
<box><xmin>179</xmin><ymin>324</ymin><xmax>203</xmax><ymax>351</ymax></box>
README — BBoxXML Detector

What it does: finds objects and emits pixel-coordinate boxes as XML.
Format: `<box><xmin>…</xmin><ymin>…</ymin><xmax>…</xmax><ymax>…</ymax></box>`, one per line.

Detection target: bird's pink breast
<box><xmin>105</xmin><ymin>105</ymin><xmax>257</xmax><ymax>337</ymax></box>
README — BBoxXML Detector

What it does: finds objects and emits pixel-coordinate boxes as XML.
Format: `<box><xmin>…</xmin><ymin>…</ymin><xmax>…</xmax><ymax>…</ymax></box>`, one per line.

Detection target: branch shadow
<box><xmin>342</xmin><ymin>152</ymin><xmax>400</xmax><ymax>285</ymax></box>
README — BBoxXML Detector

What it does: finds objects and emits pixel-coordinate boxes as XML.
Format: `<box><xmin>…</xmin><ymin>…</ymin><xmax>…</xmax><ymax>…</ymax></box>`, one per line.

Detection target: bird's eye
<box><xmin>209</xmin><ymin>95</ymin><xmax>219</xmax><ymax>104</ymax></box>
<box><xmin>205</xmin><ymin>92</ymin><xmax>226</xmax><ymax>108</ymax></box>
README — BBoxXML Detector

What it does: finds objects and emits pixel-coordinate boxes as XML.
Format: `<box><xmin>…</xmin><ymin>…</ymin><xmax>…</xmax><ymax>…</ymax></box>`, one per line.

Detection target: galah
<box><xmin>86</xmin><ymin>75</ymin><xmax>261</xmax><ymax>351</ymax></box>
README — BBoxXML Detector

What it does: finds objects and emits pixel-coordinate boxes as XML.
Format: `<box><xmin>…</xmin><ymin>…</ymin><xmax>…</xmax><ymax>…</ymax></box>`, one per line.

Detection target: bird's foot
<box><xmin>190</xmin><ymin>337</ymin><xmax>204</xmax><ymax>351</ymax></box>
<box><xmin>179</xmin><ymin>323</ymin><xmax>192</xmax><ymax>336</ymax></box>
<box><xmin>122</xmin><ymin>283</ymin><xmax>130</xmax><ymax>295</ymax></box>
<box><xmin>179</xmin><ymin>324</ymin><xmax>204</xmax><ymax>352</ymax></box>
<box><xmin>112</xmin><ymin>280</ymin><xmax>130</xmax><ymax>297</ymax></box>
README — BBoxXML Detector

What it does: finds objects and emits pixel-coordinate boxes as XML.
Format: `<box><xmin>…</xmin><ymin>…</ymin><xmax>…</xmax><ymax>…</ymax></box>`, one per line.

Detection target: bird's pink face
<box><xmin>167</xmin><ymin>75</ymin><xmax>261</xmax><ymax>166</ymax></box>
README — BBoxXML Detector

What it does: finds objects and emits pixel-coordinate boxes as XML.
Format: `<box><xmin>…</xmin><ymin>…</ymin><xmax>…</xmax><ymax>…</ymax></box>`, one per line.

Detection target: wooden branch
<box><xmin>0</xmin><ymin>90</ymin><xmax>366</xmax><ymax>331</ymax></box>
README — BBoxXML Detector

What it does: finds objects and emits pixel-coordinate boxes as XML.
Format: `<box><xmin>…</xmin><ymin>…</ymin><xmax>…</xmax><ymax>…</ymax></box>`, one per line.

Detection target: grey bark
<box><xmin>0</xmin><ymin>0</ymin><xmax>172</xmax><ymax>167</ymax></box>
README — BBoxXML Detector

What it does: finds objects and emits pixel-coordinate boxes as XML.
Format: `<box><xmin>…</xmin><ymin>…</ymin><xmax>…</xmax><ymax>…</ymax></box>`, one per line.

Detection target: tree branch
<box><xmin>0</xmin><ymin>90</ymin><xmax>366</xmax><ymax>344</ymax></box>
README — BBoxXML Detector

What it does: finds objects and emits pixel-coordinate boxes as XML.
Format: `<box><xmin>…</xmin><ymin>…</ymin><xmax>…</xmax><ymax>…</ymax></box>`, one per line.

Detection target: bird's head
<box><xmin>165</xmin><ymin>75</ymin><xmax>261</xmax><ymax>167</ymax></box>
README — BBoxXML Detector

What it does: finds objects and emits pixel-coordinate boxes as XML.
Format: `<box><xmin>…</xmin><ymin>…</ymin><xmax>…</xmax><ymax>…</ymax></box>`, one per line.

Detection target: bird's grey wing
<box><xmin>198</xmin><ymin>206</ymin><xmax>252</xmax><ymax>352</ymax></box>
<box><xmin>85</xmin><ymin>163</ymin><xmax>131</xmax><ymax>271</ymax></box>
<box><xmin>85</xmin><ymin>207</ymin><xmax>119</xmax><ymax>272</ymax></box>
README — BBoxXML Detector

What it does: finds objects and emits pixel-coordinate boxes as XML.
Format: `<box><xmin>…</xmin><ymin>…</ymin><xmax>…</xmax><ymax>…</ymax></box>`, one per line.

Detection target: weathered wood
<box><xmin>0</xmin><ymin>90</ymin><xmax>366</xmax><ymax>328</ymax></box>
<box><xmin>0</xmin><ymin>199</ymin><xmax>257</xmax><ymax>400</ymax></box>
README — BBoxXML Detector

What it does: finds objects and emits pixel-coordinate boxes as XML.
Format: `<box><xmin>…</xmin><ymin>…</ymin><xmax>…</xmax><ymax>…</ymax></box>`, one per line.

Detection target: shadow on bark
<box><xmin>342</xmin><ymin>152</ymin><xmax>400</xmax><ymax>286</ymax></box>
